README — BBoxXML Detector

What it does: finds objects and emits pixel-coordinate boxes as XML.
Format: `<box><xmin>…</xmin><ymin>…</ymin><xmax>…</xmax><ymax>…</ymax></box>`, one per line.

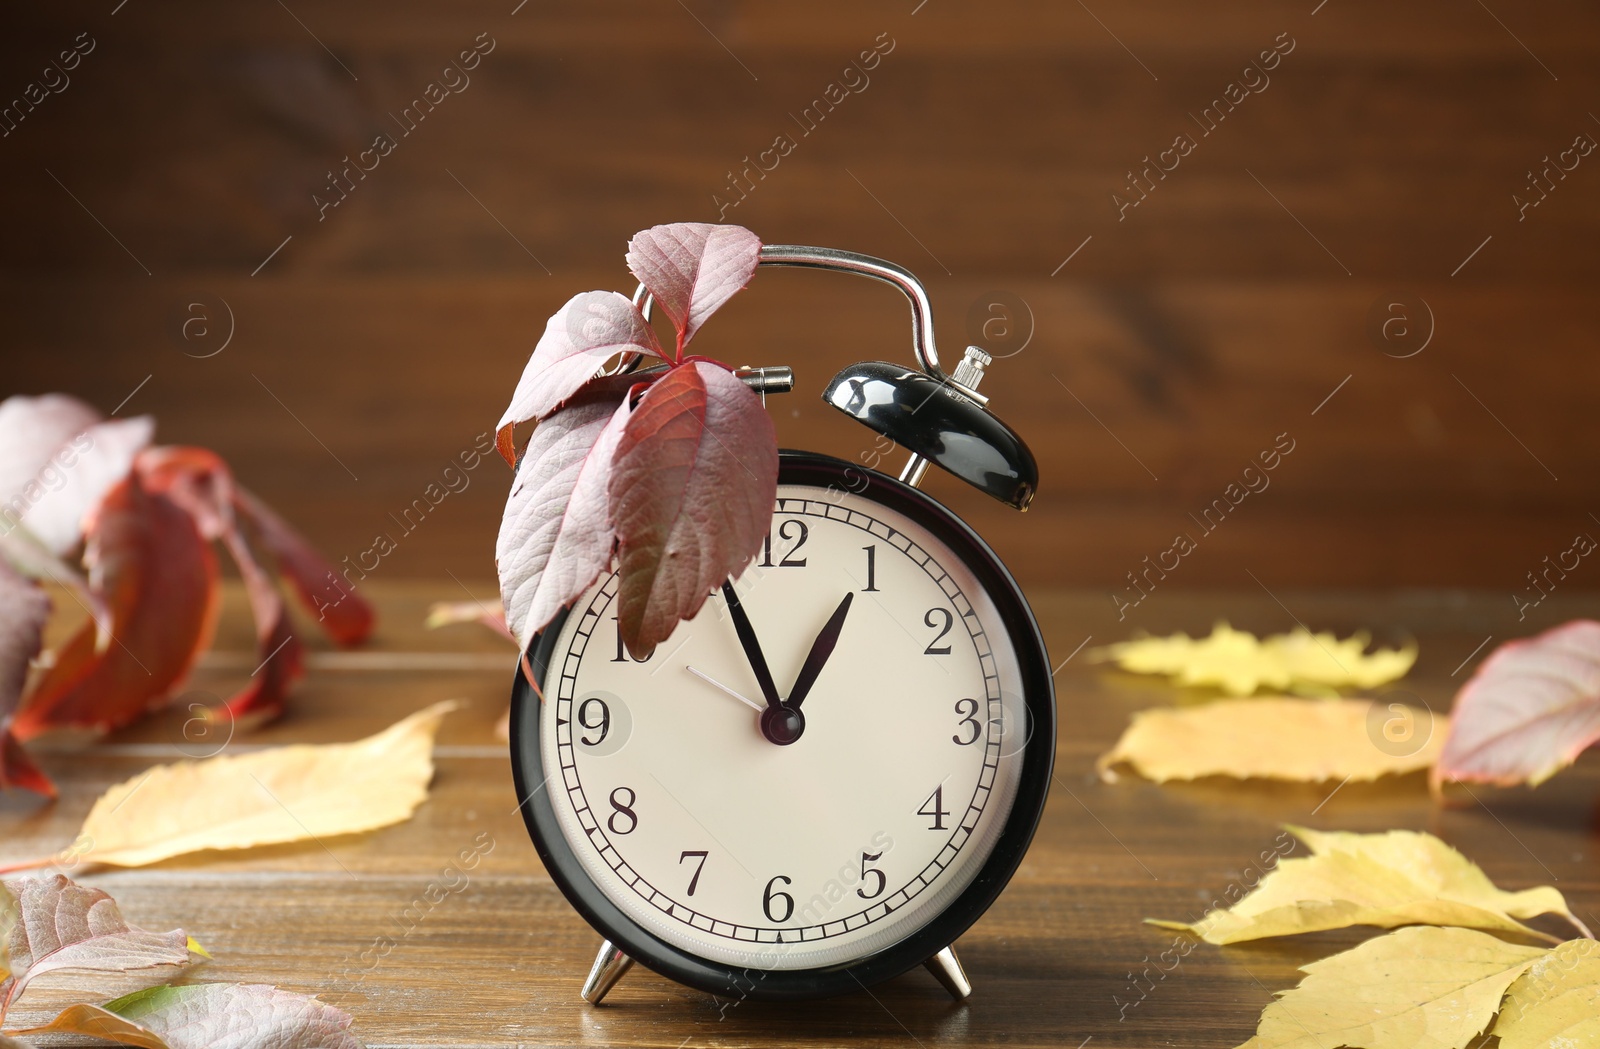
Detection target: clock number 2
<box><xmin>856</xmin><ymin>851</ymin><xmax>886</xmax><ymax>900</ymax></box>
<box><xmin>607</xmin><ymin>787</ymin><xmax>638</xmax><ymax>835</ymax></box>
<box><xmin>924</xmin><ymin>607</ymin><xmax>953</xmax><ymax>655</ymax></box>
<box><xmin>679</xmin><ymin>850</ymin><xmax>708</xmax><ymax>896</ymax></box>
<box><xmin>763</xmin><ymin>875</ymin><xmax>795</xmax><ymax>922</ymax></box>
<box><xmin>953</xmin><ymin>698</ymin><xmax>982</xmax><ymax>745</ymax></box>
<box><xmin>918</xmin><ymin>785</ymin><xmax>950</xmax><ymax>830</ymax></box>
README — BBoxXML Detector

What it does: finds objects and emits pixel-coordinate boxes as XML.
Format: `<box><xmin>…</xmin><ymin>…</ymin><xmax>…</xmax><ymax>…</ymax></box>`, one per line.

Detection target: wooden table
<box><xmin>3</xmin><ymin>582</ymin><xmax>1596</xmax><ymax>1048</ymax></box>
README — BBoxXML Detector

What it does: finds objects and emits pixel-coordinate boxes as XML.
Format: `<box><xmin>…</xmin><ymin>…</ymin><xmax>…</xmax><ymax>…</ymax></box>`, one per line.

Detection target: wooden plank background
<box><xmin>5</xmin><ymin>1</ymin><xmax>1600</xmax><ymax>596</ymax></box>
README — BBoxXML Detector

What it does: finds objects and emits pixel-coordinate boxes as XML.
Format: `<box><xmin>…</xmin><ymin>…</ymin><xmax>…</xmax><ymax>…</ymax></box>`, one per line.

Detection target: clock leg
<box><xmin>924</xmin><ymin>945</ymin><xmax>972</xmax><ymax>1000</ymax></box>
<box><xmin>580</xmin><ymin>940</ymin><xmax>635</xmax><ymax>1005</ymax></box>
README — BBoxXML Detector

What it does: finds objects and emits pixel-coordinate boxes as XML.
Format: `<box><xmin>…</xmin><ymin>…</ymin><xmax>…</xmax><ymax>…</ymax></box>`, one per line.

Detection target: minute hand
<box><xmin>719</xmin><ymin>581</ymin><xmax>782</xmax><ymax>709</ymax></box>
<box><xmin>786</xmin><ymin>592</ymin><xmax>854</xmax><ymax>710</ymax></box>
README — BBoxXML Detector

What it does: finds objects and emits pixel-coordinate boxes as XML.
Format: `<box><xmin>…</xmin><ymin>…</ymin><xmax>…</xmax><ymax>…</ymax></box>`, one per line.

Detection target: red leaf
<box><xmin>233</xmin><ymin>486</ymin><xmax>374</xmax><ymax>648</ymax></box>
<box><xmin>495</xmin><ymin>291</ymin><xmax>662</xmax><ymax>465</ymax></box>
<box><xmin>497</xmin><ymin>392</ymin><xmax>631</xmax><ymax>650</ymax></box>
<box><xmin>12</xmin><ymin>473</ymin><xmax>219</xmax><ymax>740</ymax></box>
<box><xmin>1433</xmin><ymin>619</ymin><xmax>1600</xmax><ymax>791</ymax></box>
<box><xmin>608</xmin><ymin>361</ymin><xmax>777</xmax><ymax>657</ymax></box>
<box><xmin>626</xmin><ymin>223</ymin><xmax>761</xmax><ymax>352</ymax></box>
<box><xmin>135</xmin><ymin>447</ymin><xmax>307</xmax><ymax>726</ymax></box>
<box><xmin>0</xmin><ymin>559</ymin><xmax>52</xmax><ymax>797</ymax></box>
<box><xmin>0</xmin><ymin>393</ymin><xmax>153</xmax><ymax>556</ymax></box>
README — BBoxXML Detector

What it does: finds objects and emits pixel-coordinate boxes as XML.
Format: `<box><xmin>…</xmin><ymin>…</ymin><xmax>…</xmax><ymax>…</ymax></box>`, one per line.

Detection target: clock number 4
<box><xmin>679</xmin><ymin>850</ymin><xmax>708</xmax><ymax>896</ymax></box>
<box><xmin>758</xmin><ymin>520</ymin><xmax>808</xmax><ymax>568</ymax></box>
<box><xmin>918</xmin><ymin>785</ymin><xmax>950</xmax><ymax>830</ymax></box>
<box><xmin>763</xmin><ymin>875</ymin><xmax>795</xmax><ymax>922</ymax></box>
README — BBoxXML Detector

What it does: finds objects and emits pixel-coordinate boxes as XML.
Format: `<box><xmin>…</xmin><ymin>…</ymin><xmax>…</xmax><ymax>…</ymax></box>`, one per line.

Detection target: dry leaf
<box><xmin>17</xmin><ymin>983</ymin><xmax>364</xmax><ymax>1049</ymax></box>
<box><xmin>8</xmin><ymin>703</ymin><xmax>454</xmax><ymax>870</ymax></box>
<box><xmin>0</xmin><ymin>875</ymin><xmax>198</xmax><ymax>1020</ymax></box>
<box><xmin>1092</xmin><ymin>621</ymin><xmax>1416</xmax><ymax>696</ymax></box>
<box><xmin>1098</xmin><ymin>698</ymin><xmax>1443</xmax><ymax>783</ymax></box>
<box><xmin>1151</xmin><ymin>826</ymin><xmax>1585</xmax><ymax>945</ymax></box>
<box><xmin>1492</xmin><ymin>937</ymin><xmax>1600</xmax><ymax>1049</ymax></box>
<box><xmin>0</xmin><ymin>561</ymin><xmax>52</xmax><ymax>797</ymax></box>
<box><xmin>424</xmin><ymin>601</ymin><xmax>512</xmax><ymax>641</ymax></box>
<box><xmin>1434</xmin><ymin>619</ymin><xmax>1600</xmax><ymax>791</ymax></box>
<box><xmin>1237</xmin><ymin>925</ymin><xmax>1547</xmax><ymax>1049</ymax></box>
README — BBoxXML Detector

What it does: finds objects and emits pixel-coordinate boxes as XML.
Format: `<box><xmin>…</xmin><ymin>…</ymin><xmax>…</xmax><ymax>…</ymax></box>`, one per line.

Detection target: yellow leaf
<box><xmin>1151</xmin><ymin>826</ymin><xmax>1581</xmax><ymax>945</ymax></box>
<box><xmin>0</xmin><ymin>883</ymin><xmax>12</xmax><ymax>982</ymax></box>
<box><xmin>1098</xmin><ymin>698</ymin><xmax>1444</xmax><ymax>783</ymax></box>
<box><xmin>1492</xmin><ymin>938</ymin><xmax>1600</xmax><ymax>1049</ymax></box>
<box><xmin>1091</xmin><ymin>621</ymin><xmax>1416</xmax><ymax>695</ymax></box>
<box><xmin>1237</xmin><ymin>925</ymin><xmax>1546</xmax><ymax>1049</ymax></box>
<box><xmin>66</xmin><ymin>701</ymin><xmax>456</xmax><ymax>868</ymax></box>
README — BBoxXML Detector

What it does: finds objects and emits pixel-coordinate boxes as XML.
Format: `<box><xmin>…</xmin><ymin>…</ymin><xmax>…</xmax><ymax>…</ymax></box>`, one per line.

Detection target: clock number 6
<box><xmin>856</xmin><ymin>851</ymin><xmax>886</xmax><ymax>900</ymax></box>
<box><xmin>607</xmin><ymin>787</ymin><xmax>638</xmax><ymax>835</ymax></box>
<box><xmin>953</xmin><ymin>698</ymin><xmax>981</xmax><ymax>745</ymax></box>
<box><xmin>762</xmin><ymin>875</ymin><xmax>795</xmax><ymax>922</ymax></box>
<box><xmin>679</xmin><ymin>850</ymin><xmax>708</xmax><ymax>896</ymax></box>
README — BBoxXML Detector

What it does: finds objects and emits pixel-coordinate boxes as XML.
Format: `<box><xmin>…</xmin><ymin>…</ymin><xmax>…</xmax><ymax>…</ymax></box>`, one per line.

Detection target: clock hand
<box><xmin>719</xmin><ymin>581</ymin><xmax>782</xmax><ymax>710</ymax></box>
<box><xmin>685</xmin><ymin>665</ymin><xmax>765</xmax><ymax>713</ymax></box>
<box><xmin>785</xmin><ymin>592</ymin><xmax>854</xmax><ymax>710</ymax></box>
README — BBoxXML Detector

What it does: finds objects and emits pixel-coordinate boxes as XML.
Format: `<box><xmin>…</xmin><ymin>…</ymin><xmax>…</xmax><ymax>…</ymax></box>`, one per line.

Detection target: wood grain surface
<box><xmin>4</xmin><ymin>1</ymin><xmax>1600</xmax><ymax>592</ymax></box>
<box><xmin>2</xmin><ymin>581</ymin><xmax>1595</xmax><ymax>1048</ymax></box>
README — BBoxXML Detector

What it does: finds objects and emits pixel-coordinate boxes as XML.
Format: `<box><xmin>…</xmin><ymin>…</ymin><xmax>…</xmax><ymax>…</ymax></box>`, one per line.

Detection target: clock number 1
<box><xmin>679</xmin><ymin>850</ymin><xmax>708</xmax><ymax>896</ymax></box>
<box><xmin>918</xmin><ymin>785</ymin><xmax>949</xmax><ymax>830</ymax></box>
<box><xmin>862</xmin><ymin>545</ymin><xmax>880</xmax><ymax>592</ymax></box>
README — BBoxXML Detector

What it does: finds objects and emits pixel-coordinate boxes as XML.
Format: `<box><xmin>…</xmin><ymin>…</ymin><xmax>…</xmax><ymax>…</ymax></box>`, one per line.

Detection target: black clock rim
<box><xmin>509</xmin><ymin>450</ymin><xmax>1056</xmax><ymax>1002</ymax></box>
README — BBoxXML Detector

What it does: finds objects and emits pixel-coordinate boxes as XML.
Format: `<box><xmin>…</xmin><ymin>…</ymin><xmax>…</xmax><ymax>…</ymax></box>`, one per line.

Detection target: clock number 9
<box><xmin>577</xmin><ymin>697</ymin><xmax>610</xmax><ymax>746</ymax></box>
<box><xmin>762</xmin><ymin>875</ymin><xmax>795</xmax><ymax>922</ymax></box>
<box><xmin>952</xmin><ymin>698</ymin><xmax>981</xmax><ymax>745</ymax></box>
<box><xmin>924</xmin><ymin>607</ymin><xmax>953</xmax><ymax>655</ymax></box>
<box><xmin>856</xmin><ymin>851</ymin><xmax>886</xmax><ymax>900</ymax></box>
<box><xmin>607</xmin><ymin>787</ymin><xmax>638</xmax><ymax>835</ymax></box>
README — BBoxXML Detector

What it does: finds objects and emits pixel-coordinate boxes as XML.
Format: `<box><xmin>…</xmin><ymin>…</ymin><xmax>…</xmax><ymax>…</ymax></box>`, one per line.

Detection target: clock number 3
<box><xmin>607</xmin><ymin>787</ymin><xmax>638</xmax><ymax>834</ymax></box>
<box><xmin>952</xmin><ymin>698</ymin><xmax>982</xmax><ymax>745</ymax></box>
<box><xmin>678</xmin><ymin>850</ymin><xmax>708</xmax><ymax>895</ymax></box>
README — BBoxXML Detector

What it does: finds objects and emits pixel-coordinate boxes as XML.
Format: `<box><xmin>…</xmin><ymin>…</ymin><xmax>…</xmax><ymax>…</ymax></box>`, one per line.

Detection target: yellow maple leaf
<box><xmin>1237</xmin><ymin>925</ymin><xmax>1547</xmax><ymax>1049</ymax></box>
<box><xmin>1492</xmin><ymin>938</ymin><xmax>1600</xmax><ymax>1049</ymax></box>
<box><xmin>44</xmin><ymin>701</ymin><xmax>456</xmax><ymax>869</ymax></box>
<box><xmin>1091</xmin><ymin>621</ymin><xmax>1416</xmax><ymax>695</ymax></box>
<box><xmin>1150</xmin><ymin>826</ymin><xmax>1585</xmax><ymax>945</ymax></box>
<box><xmin>1098</xmin><ymin>698</ymin><xmax>1444</xmax><ymax>783</ymax></box>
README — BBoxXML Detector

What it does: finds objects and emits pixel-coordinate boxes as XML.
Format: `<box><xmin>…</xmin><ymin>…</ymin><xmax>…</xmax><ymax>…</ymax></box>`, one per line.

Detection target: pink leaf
<box><xmin>0</xmin><ymin>874</ymin><xmax>197</xmax><ymax>1019</ymax></box>
<box><xmin>625</xmin><ymin>223</ymin><xmax>762</xmax><ymax>352</ymax></box>
<box><xmin>495</xmin><ymin>291</ymin><xmax>662</xmax><ymax>465</ymax></box>
<box><xmin>608</xmin><ymin>361</ymin><xmax>777</xmax><ymax>658</ymax></box>
<box><xmin>497</xmin><ymin>391</ymin><xmax>631</xmax><ymax>651</ymax></box>
<box><xmin>17</xmin><ymin>983</ymin><xmax>363</xmax><ymax>1049</ymax></box>
<box><xmin>0</xmin><ymin>394</ymin><xmax>154</xmax><ymax>556</ymax></box>
<box><xmin>233</xmin><ymin>487</ymin><xmax>374</xmax><ymax>648</ymax></box>
<box><xmin>1433</xmin><ymin>619</ymin><xmax>1600</xmax><ymax>791</ymax></box>
<box><xmin>0</xmin><ymin>559</ymin><xmax>52</xmax><ymax>797</ymax></box>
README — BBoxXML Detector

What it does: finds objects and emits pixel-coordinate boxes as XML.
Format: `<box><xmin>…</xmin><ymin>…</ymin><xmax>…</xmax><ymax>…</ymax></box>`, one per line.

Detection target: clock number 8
<box><xmin>762</xmin><ymin>875</ymin><xmax>794</xmax><ymax>922</ymax></box>
<box><xmin>607</xmin><ymin>787</ymin><xmax>638</xmax><ymax>835</ymax></box>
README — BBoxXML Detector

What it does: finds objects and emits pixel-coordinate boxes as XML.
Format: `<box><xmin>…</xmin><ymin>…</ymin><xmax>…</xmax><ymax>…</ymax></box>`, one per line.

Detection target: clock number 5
<box><xmin>679</xmin><ymin>850</ymin><xmax>708</xmax><ymax>896</ymax></box>
<box><xmin>762</xmin><ymin>875</ymin><xmax>795</xmax><ymax>922</ymax></box>
<box><xmin>856</xmin><ymin>851</ymin><xmax>886</xmax><ymax>900</ymax></box>
<box><xmin>918</xmin><ymin>785</ymin><xmax>950</xmax><ymax>830</ymax></box>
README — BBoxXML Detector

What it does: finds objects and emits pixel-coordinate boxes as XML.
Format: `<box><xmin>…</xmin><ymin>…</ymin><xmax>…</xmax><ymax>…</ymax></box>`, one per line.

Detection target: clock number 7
<box><xmin>918</xmin><ymin>785</ymin><xmax>949</xmax><ymax>830</ymax></box>
<box><xmin>678</xmin><ymin>850</ymin><xmax>708</xmax><ymax>896</ymax></box>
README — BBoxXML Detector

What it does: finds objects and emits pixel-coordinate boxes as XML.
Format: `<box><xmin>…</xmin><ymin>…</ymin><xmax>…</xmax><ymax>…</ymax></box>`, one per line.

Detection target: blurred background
<box><xmin>5</xmin><ymin>0</ymin><xmax>1598</xmax><ymax>612</ymax></box>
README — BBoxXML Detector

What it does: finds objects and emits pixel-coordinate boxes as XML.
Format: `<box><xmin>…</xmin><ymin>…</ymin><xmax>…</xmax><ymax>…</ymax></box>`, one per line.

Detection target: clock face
<box><xmin>525</xmin><ymin>472</ymin><xmax>1034</xmax><ymax>974</ymax></box>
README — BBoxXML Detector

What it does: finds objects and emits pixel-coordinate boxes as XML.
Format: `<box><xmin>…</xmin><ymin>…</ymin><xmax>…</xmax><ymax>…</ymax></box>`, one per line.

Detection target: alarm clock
<box><xmin>510</xmin><ymin>244</ymin><xmax>1055</xmax><ymax>1004</ymax></box>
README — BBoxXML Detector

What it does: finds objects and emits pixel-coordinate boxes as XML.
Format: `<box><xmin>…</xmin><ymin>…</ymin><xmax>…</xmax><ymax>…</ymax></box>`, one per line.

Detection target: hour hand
<box><xmin>787</xmin><ymin>592</ymin><xmax>854</xmax><ymax>710</ymax></box>
<box><xmin>719</xmin><ymin>581</ymin><xmax>782</xmax><ymax>709</ymax></box>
